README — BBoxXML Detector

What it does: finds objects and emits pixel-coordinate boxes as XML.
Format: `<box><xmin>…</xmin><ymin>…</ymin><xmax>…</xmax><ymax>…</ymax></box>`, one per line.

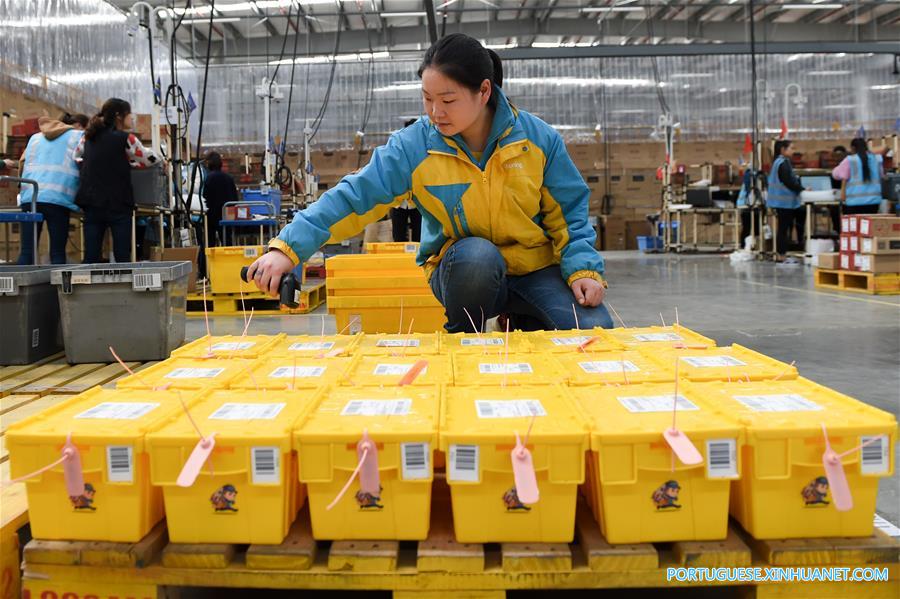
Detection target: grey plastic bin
<box><xmin>131</xmin><ymin>163</ymin><xmax>168</xmax><ymax>207</ymax></box>
<box><xmin>0</xmin><ymin>265</ymin><xmax>64</xmax><ymax>365</ymax></box>
<box><xmin>50</xmin><ymin>261</ymin><xmax>191</xmax><ymax>363</ymax></box>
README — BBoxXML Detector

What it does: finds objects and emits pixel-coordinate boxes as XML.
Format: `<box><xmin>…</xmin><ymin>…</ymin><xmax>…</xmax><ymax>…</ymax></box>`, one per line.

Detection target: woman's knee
<box><xmin>444</xmin><ymin>237</ymin><xmax>506</xmax><ymax>283</ymax></box>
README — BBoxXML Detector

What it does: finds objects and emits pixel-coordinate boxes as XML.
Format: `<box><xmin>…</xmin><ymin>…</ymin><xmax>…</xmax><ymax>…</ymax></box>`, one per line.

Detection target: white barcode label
<box><xmin>340</xmin><ymin>399</ymin><xmax>412</xmax><ymax>416</ymax></box>
<box><xmin>251</xmin><ymin>447</ymin><xmax>280</xmax><ymax>484</ymax></box>
<box><xmin>475</xmin><ymin>400</ymin><xmax>547</xmax><ymax>419</ymax></box>
<box><xmin>850</xmin><ymin>236</ymin><xmax>860</xmax><ymax>252</ymax></box>
<box><xmin>0</xmin><ymin>277</ymin><xmax>13</xmax><ymax>293</ymax></box>
<box><xmin>478</xmin><ymin>362</ymin><xmax>533</xmax><ymax>374</ymax></box>
<box><xmin>461</xmin><ymin>338</ymin><xmax>504</xmax><ymax>346</ymax></box>
<box><xmin>732</xmin><ymin>394</ymin><xmax>822</xmax><ymax>412</ymax></box>
<box><xmin>579</xmin><ymin>360</ymin><xmax>640</xmax><ymax>374</ymax></box>
<box><xmin>210</xmin><ymin>342</ymin><xmax>255</xmax><ymax>351</ymax></box>
<box><xmin>269</xmin><ymin>366</ymin><xmax>326</xmax><ymax>378</ymax></box>
<box><xmin>244</xmin><ymin>247</ymin><xmax>260</xmax><ymax>258</ymax></box>
<box><xmin>373</xmin><ymin>363</ymin><xmax>426</xmax><ymax>376</ymax></box>
<box><xmin>449</xmin><ymin>444</ymin><xmax>479</xmax><ymax>482</ymax></box>
<box><xmin>857</xmin><ymin>255</ymin><xmax>872</xmax><ymax>272</ymax></box>
<box><xmin>404</xmin><ymin>243</ymin><xmax>417</xmax><ymax>253</ymax></box>
<box><xmin>859</xmin><ymin>218</ymin><xmax>867</xmax><ymax>235</ymax></box>
<box><xmin>208</xmin><ymin>403</ymin><xmax>285</xmax><ymax>420</ymax></box>
<box><xmin>633</xmin><ymin>333</ymin><xmax>683</xmax><ymax>342</ymax></box>
<box><xmin>31</xmin><ymin>328</ymin><xmax>39</xmax><ymax>348</ymax></box>
<box><xmin>75</xmin><ymin>402</ymin><xmax>160</xmax><ymax>420</ymax></box>
<box><xmin>164</xmin><ymin>367</ymin><xmax>225</xmax><ymax>379</ymax></box>
<box><xmin>376</xmin><ymin>338</ymin><xmax>421</xmax><ymax>347</ymax></box>
<box><xmin>861</xmin><ymin>238</ymin><xmax>874</xmax><ymax>253</ymax></box>
<box><xmin>840</xmin><ymin>237</ymin><xmax>849</xmax><ymax>252</ymax></box>
<box><xmin>681</xmin><ymin>356</ymin><xmax>747</xmax><ymax>368</ymax></box>
<box><xmin>401</xmin><ymin>442</ymin><xmax>430</xmax><ymax>480</ymax></box>
<box><xmin>289</xmin><ymin>341</ymin><xmax>335</xmax><ymax>351</ymax></box>
<box><xmin>616</xmin><ymin>394</ymin><xmax>699</xmax><ymax>413</ymax></box>
<box><xmin>132</xmin><ymin>272</ymin><xmax>162</xmax><ymax>290</ymax></box>
<box><xmin>550</xmin><ymin>336</ymin><xmax>591</xmax><ymax>346</ymax></box>
<box><xmin>706</xmin><ymin>439</ymin><xmax>738</xmax><ymax>479</ymax></box>
<box><xmin>860</xmin><ymin>435</ymin><xmax>889</xmax><ymax>474</ymax></box>
<box><xmin>106</xmin><ymin>445</ymin><xmax>134</xmax><ymax>482</ymax></box>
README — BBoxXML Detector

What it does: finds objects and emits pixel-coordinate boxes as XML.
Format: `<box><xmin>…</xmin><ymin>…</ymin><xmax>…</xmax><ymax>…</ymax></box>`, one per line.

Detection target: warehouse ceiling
<box><xmin>106</xmin><ymin>0</ymin><xmax>900</xmax><ymax>64</ymax></box>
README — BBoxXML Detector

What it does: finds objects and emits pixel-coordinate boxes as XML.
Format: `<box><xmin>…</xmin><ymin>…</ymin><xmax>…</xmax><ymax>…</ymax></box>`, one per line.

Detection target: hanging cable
<box><xmin>309</xmin><ymin>19</ymin><xmax>343</xmax><ymax>142</ymax></box>
<box><xmin>184</xmin><ymin>0</ymin><xmax>216</xmax><ymax>232</ymax></box>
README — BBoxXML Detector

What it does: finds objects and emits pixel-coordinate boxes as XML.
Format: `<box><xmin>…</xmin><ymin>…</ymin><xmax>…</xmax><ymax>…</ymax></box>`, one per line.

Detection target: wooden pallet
<box><xmin>814</xmin><ymin>268</ymin><xmax>900</xmax><ymax>295</ymax></box>
<box><xmin>186</xmin><ymin>279</ymin><xmax>327</xmax><ymax>316</ymax></box>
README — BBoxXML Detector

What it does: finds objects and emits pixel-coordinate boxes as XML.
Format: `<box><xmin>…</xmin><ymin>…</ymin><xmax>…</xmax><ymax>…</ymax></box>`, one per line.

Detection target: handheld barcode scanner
<box><xmin>240</xmin><ymin>267</ymin><xmax>301</xmax><ymax>309</ymax></box>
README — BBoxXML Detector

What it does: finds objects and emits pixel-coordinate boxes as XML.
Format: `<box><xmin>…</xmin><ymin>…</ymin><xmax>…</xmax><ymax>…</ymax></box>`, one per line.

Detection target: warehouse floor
<box><xmin>187</xmin><ymin>251</ymin><xmax>900</xmax><ymax>525</ymax></box>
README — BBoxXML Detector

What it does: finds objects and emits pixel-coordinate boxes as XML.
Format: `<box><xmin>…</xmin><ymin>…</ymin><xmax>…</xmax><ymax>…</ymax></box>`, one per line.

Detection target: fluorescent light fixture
<box><xmin>870</xmin><ymin>84</ymin><xmax>899</xmax><ymax>90</ymax></box>
<box><xmin>822</xmin><ymin>104</ymin><xmax>855</xmax><ymax>109</ymax></box>
<box><xmin>380</xmin><ymin>12</ymin><xmax>427</xmax><ymax>17</ymax></box>
<box><xmin>582</xmin><ymin>6</ymin><xmax>644</xmax><ymax>12</ymax></box>
<box><xmin>808</xmin><ymin>70</ymin><xmax>852</xmax><ymax>76</ymax></box>
<box><xmin>484</xmin><ymin>42</ymin><xmax>518</xmax><ymax>49</ymax></box>
<box><xmin>670</xmin><ymin>73</ymin><xmax>714</xmax><ymax>78</ymax></box>
<box><xmin>374</xmin><ymin>82</ymin><xmax>423</xmax><ymax>93</ymax></box>
<box><xmin>717</xmin><ymin>106</ymin><xmax>751</xmax><ymax>112</ymax></box>
<box><xmin>270</xmin><ymin>51</ymin><xmax>390</xmax><ymax>65</ymax></box>
<box><xmin>718</xmin><ymin>87</ymin><xmax>729</xmax><ymax>92</ymax></box>
<box><xmin>5</xmin><ymin>14</ymin><xmax>127</xmax><ymax>27</ymax></box>
<box><xmin>786</xmin><ymin>53</ymin><xmax>813</xmax><ymax>62</ymax></box>
<box><xmin>181</xmin><ymin>17</ymin><xmax>242</xmax><ymax>24</ymax></box>
<box><xmin>611</xmin><ymin>109</ymin><xmax>649</xmax><ymax>114</ymax></box>
<box><xmin>506</xmin><ymin>77</ymin><xmax>653</xmax><ymax>87</ymax></box>
<box><xmin>782</xmin><ymin>4</ymin><xmax>844</xmax><ymax>9</ymax></box>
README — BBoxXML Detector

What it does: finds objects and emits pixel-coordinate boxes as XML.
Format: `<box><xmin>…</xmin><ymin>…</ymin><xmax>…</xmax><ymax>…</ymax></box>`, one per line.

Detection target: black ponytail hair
<box><xmin>417</xmin><ymin>33</ymin><xmax>504</xmax><ymax>110</ymax></box>
<box><xmin>850</xmin><ymin>137</ymin><xmax>871</xmax><ymax>182</ymax></box>
<box><xmin>85</xmin><ymin>98</ymin><xmax>131</xmax><ymax>141</ymax></box>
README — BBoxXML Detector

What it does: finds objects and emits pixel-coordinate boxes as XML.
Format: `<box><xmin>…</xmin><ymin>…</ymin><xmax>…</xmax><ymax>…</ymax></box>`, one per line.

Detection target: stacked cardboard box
<box><xmin>838</xmin><ymin>215</ymin><xmax>900</xmax><ymax>273</ymax></box>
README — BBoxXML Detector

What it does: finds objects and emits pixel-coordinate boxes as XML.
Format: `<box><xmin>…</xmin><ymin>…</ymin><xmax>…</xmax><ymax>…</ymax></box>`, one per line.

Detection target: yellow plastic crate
<box><xmin>172</xmin><ymin>334</ymin><xmax>285</xmax><ymax>360</ymax></box>
<box><xmin>269</xmin><ymin>334</ymin><xmax>362</xmax><ymax>358</ymax></box>
<box><xmin>230</xmin><ymin>356</ymin><xmax>354</xmax><ymax>390</ymax></box>
<box><xmin>365</xmin><ymin>242</ymin><xmax>420</xmax><ymax>254</ymax></box>
<box><xmin>440</xmin><ymin>385</ymin><xmax>588</xmax><ymax>543</ymax></box>
<box><xmin>326</xmin><ymin>253</ymin><xmax>422</xmax><ymax>277</ymax></box>
<box><xmin>206</xmin><ymin>246</ymin><xmax>267</xmax><ymax>295</ymax></box>
<box><xmin>607</xmin><ymin>326</ymin><xmax>717</xmax><ymax>350</ymax></box>
<box><xmin>327</xmin><ymin>275</ymin><xmax>433</xmax><ymax>297</ymax></box>
<box><xmin>555</xmin><ymin>350</ymin><xmax>675</xmax><ymax>386</ymax></box>
<box><xmin>646</xmin><ymin>344</ymin><xmax>798</xmax><ymax>382</ymax></box>
<box><xmin>6</xmin><ymin>387</ymin><xmax>199</xmax><ymax>542</ymax></box>
<box><xmin>356</xmin><ymin>333</ymin><xmax>441</xmax><ymax>356</ymax></box>
<box><xmin>344</xmin><ymin>355</ymin><xmax>452</xmax><ymax>387</ymax></box>
<box><xmin>692</xmin><ymin>378</ymin><xmax>897</xmax><ymax>539</ymax></box>
<box><xmin>328</xmin><ymin>295</ymin><xmax>446</xmax><ymax>334</ymax></box>
<box><xmin>572</xmin><ymin>383</ymin><xmax>744</xmax><ymax>544</ymax></box>
<box><xmin>442</xmin><ymin>332</ymin><xmax>532</xmax><ymax>354</ymax></box>
<box><xmin>452</xmin><ymin>353</ymin><xmax>562</xmax><ymax>386</ymax></box>
<box><xmin>146</xmin><ymin>389</ymin><xmax>316</xmax><ymax>544</ymax></box>
<box><xmin>294</xmin><ymin>386</ymin><xmax>440</xmax><ymax>540</ymax></box>
<box><xmin>116</xmin><ymin>358</ymin><xmax>250</xmax><ymax>391</ymax></box>
<box><xmin>525</xmin><ymin>329</ymin><xmax>624</xmax><ymax>353</ymax></box>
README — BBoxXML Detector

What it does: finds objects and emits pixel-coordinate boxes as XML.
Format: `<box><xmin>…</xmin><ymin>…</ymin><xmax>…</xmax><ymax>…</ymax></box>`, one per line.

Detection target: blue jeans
<box><xmin>17</xmin><ymin>202</ymin><xmax>71</xmax><ymax>265</ymax></box>
<box><xmin>83</xmin><ymin>209</ymin><xmax>133</xmax><ymax>263</ymax></box>
<box><xmin>429</xmin><ymin>237</ymin><xmax>614</xmax><ymax>333</ymax></box>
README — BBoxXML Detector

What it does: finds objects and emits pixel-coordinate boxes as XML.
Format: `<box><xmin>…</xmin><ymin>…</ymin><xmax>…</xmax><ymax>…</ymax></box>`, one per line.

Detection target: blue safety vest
<box><xmin>766</xmin><ymin>156</ymin><xmax>800</xmax><ymax>209</ymax></box>
<box><xmin>845</xmin><ymin>153</ymin><xmax>883</xmax><ymax>207</ymax></box>
<box><xmin>18</xmin><ymin>129</ymin><xmax>82</xmax><ymax>212</ymax></box>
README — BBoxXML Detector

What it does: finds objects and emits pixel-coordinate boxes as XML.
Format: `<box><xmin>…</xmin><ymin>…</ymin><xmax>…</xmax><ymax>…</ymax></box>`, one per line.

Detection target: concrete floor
<box><xmin>187</xmin><ymin>251</ymin><xmax>900</xmax><ymax>525</ymax></box>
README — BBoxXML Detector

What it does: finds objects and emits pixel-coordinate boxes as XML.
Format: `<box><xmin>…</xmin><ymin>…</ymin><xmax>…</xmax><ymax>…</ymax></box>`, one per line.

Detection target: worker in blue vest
<box><xmin>831</xmin><ymin>137</ymin><xmax>885</xmax><ymax>215</ymax></box>
<box><xmin>767</xmin><ymin>139</ymin><xmax>807</xmax><ymax>260</ymax></box>
<box><xmin>16</xmin><ymin>113</ymin><xmax>88</xmax><ymax>264</ymax></box>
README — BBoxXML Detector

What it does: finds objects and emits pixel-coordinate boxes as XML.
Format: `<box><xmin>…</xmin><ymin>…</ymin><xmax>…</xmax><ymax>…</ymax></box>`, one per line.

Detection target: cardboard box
<box><xmin>625</xmin><ymin>219</ymin><xmax>651</xmax><ymax>250</ymax></box>
<box><xmin>853</xmin><ymin>253</ymin><xmax>900</xmax><ymax>274</ymax></box>
<box><xmin>816</xmin><ymin>253</ymin><xmax>840</xmax><ymax>270</ymax></box>
<box><xmin>150</xmin><ymin>246</ymin><xmax>200</xmax><ymax>292</ymax></box>
<box><xmin>858</xmin><ymin>216</ymin><xmax>900</xmax><ymax>238</ymax></box>
<box><xmin>0</xmin><ymin>167</ymin><xmax>20</xmax><ymax>207</ymax></box>
<box><xmin>603</xmin><ymin>216</ymin><xmax>627</xmax><ymax>251</ymax></box>
<box><xmin>859</xmin><ymin>237</ymin><xmax>900</xmax><ymax>255</ymax></box>
<box><xmin>840</xmin><ymin>252</ymin><xmax>854</xmax><ymax>271</ymax></box>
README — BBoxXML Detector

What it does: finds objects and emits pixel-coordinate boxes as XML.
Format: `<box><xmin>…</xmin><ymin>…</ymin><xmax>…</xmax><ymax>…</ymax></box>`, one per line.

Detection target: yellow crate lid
<box><xmin>452</xmin><ymin>353</ymin><xmax>561</xmax><ymax>386</ymax></box>
<box><xmin>345</xmin><ymin>355</ymin><xmax>452</xmax><ymax>387</ymax></box>
<box><xmin>525</xmin><ymin>329</ymin><xmax>625</xmax><ymax>353</ymax></box>
<box><xmin>441</xmin><ymin>385</ymin><xmax>588</xmax><ymax>447</ymax></box>
<box><xmin>269</xmin><ymin>334</ymin><xmax>361</xmax><ymax>358</ymax></box>
<box><xmin>326</xmin><ymin>253</ymin><xmax>420</xmax><ymax>270</ymax></box>
<box><xmin>356</xmin><ymin>333</ymin><xmax>441</xmax><ymax>355</ymax></box>
<box><xmin>116</xmin><ymin>358</ymin><xmax>251</xmax><ymax>390</ymax></box>
<box><xmin>172</xmin><ymin>334</ymin><xmax>285</xmax><ymax>359</ymax></box>
<box><xmin>606</xmin><ymin>326</ymin><xmax>716</xmax><ymax>350</ymax></box>
<box><xmin>571</xmin><ymin>383</ymin><xmax>743</xmax><ymax>448</ymax></box>
<box><xmin>147</xmin><ymin>389</ymin><xmax>317</xmax><ymax>449</ymax></box>
<box><xmin>206</xmin><ymin>245</ymin><xmax>265</xmax><ymax>256</ymax></box>
<box><xmin>230</xmin><ymin>357</ymin><xmax>354</xmax><ymax>390</ymax></box>
<box><xmin>555</xmin><ymin>350</ymin><xmax>675</xmax><ymax>385</ymax></box>
<box><xmin>442</xmin><ymin>332</ymin><xmax>532</xmax><ymax>354</ymax></box>
<box><xmin>644</xmin><ymin>344</ymin><xmax>798</xmax><ymax>382</ymax></box>
<box><xmin>690</xmin><ymin>378</ymin><xmax>898</xmax><ymax>438</ymax></box>
<box><xmin>295</xmin><ymin>386</ymin><xmax>440</xmax><ymax>443</ymax></box>
<box><xmin>5</xmin><ymin>387</ymin><xmax>198</xmax><ymax>448</ymax></box>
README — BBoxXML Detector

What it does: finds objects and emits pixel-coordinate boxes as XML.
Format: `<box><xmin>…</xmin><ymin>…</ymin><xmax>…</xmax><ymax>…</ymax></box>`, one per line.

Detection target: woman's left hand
<box><xmin>571</xmin><ymin>277</ymin><xmax>605</xmax><ymax>308</ymax></box>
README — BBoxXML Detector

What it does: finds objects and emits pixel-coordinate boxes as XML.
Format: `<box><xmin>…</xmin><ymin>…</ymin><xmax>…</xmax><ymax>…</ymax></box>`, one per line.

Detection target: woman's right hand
<box><xmin>245</xmin><ymin>249</ymin><xmax>295</xmax><ymax>298</ymax></box>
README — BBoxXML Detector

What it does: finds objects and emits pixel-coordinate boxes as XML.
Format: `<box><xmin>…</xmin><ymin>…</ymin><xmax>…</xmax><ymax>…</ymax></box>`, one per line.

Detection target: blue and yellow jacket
<box><xmin>270</xmin><ymin>86</ymin><xmax>604</xmax><ymax>286</ymax></box>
